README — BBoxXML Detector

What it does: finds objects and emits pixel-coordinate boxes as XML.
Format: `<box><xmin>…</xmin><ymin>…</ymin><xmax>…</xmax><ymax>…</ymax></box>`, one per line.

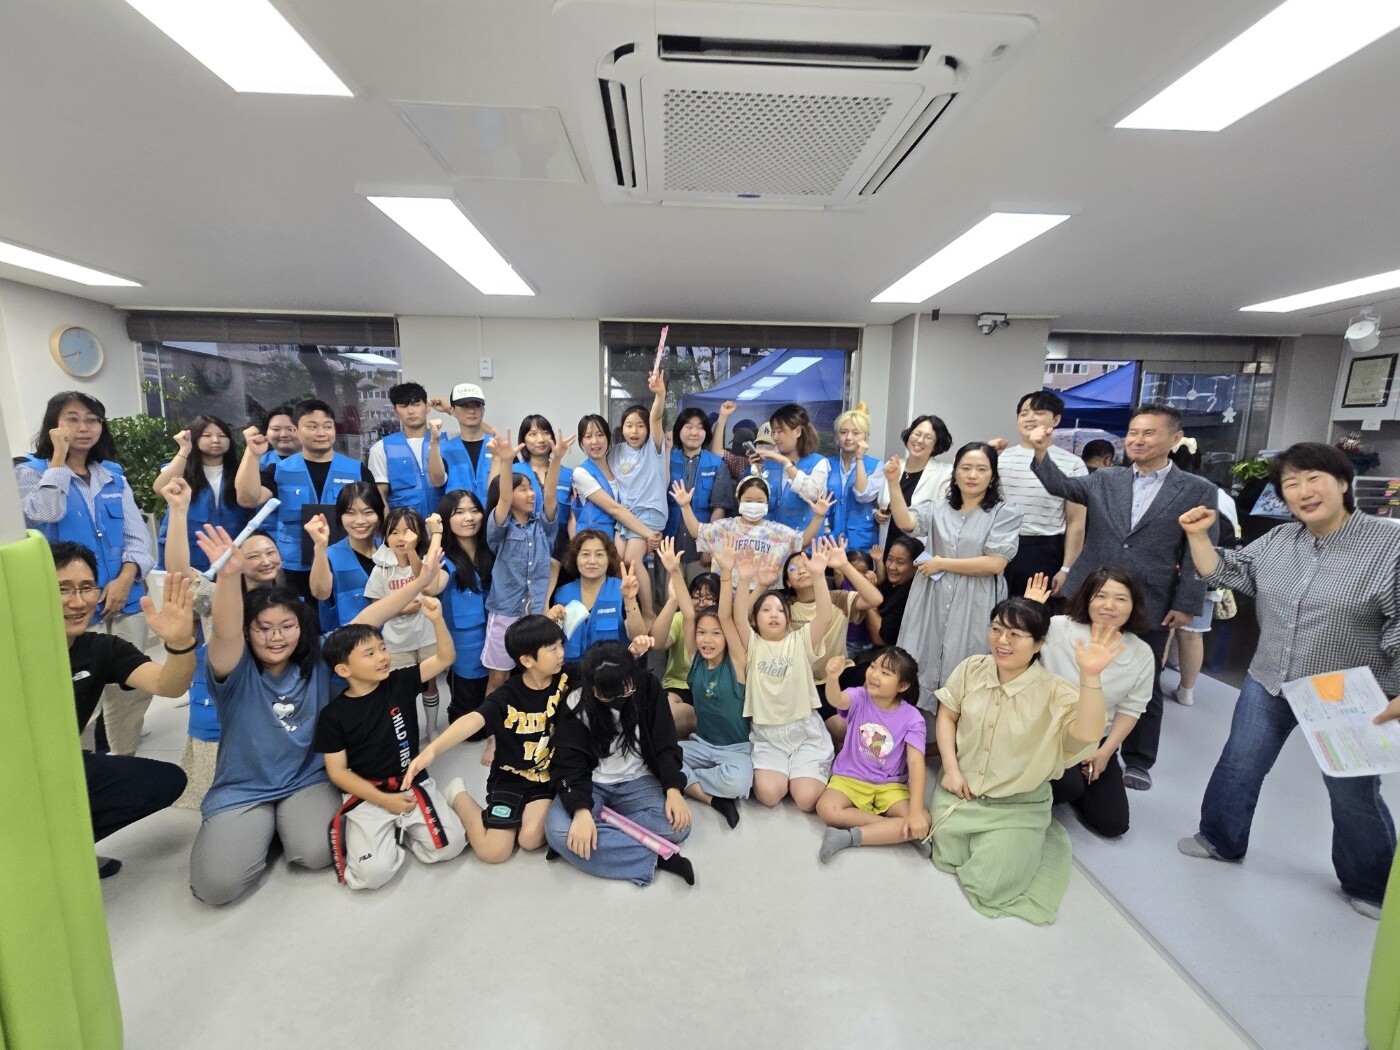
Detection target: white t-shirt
<box><xmin>362</xmin><ymin>546</ymin><xmax>435</xmax><ymax>653</ymax></box>
<box><xmin>997</xmin><ymin>444</ymin><xmax>1087</xmax><ymax>536</ymax></box>
<box><xmin>203</xmin><ymin>465</ymin><xmax>224</xmax><ymax>506</ymax></box>
<box><xmin>1038</xmin><ymin>616</ymin><xmax>1154</xmax><ymax>731</ymax></box>
<box><xmin>569</xmin><ymin>694</ymin><xmax>648</xmax><ymax>785</ymax></box>
<box><xmin>367</xmin><ymin>437</ymin><xmax>426</xmax><ymax>484</ymax></box>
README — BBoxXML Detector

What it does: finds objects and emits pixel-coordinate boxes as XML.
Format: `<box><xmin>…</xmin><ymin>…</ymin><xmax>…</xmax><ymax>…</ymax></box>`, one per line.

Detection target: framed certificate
<box><xmin>1342</xmin><ymin>354</ymin><xmax>1396</xmax><ymax>409</ymax></box>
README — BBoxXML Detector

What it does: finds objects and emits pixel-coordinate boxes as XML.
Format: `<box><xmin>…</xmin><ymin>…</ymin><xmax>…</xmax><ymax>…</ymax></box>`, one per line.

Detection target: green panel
<box><xmin>1367</xmin><ymin>850</ymin><xmax>1400</xmax><ymax>1050</ymax></box>
<box><xmin>0</xmin><ymin>532</ymin><xmax>121</xmax><ymax>1049</ymax></box>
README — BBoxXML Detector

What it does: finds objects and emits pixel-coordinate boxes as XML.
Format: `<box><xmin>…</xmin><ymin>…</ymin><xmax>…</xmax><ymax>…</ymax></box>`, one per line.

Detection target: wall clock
<box><xmin>50</xmin><ymin>326</ymin><xmax>105</xmax><ymax>378</ymax></box>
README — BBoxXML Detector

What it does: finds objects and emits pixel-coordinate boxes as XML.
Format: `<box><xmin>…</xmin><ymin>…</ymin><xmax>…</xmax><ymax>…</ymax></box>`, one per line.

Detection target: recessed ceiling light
<box><xmin>871</xmin><ymin>212</ymin><xmax>1070</xmax><ymax>304</ymax></box>
<box><xmin>123</xmin><ymin>0</ymin><xmax>352</xmax><ymax>96</ymax></box>
<box><xmin>1116</xmin><ymin>0</ymin><xmax>1400</xmax><ymax>132</ymax></box>
<box><xmin>1240</xmin><ymin>267</ymin><xmax>1400</xmax><ymax>312</ymax></box>
<box><xmin>0</xmin><ymin>240</ymin><xmax>140</xmax><ymax>287</ymax></box>
<box><xmin>366</xmin><ymin>196</ymin><xmax>534</xmax><ymax>297</ymax></box>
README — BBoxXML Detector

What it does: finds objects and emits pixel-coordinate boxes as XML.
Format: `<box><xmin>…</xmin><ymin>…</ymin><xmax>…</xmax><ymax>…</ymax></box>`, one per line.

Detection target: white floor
<box><xmin>102</xmin><ymin>696</ymin><xmax>1249</xmax><ymax>1050</ymax></box>
<box><xmin>1063</xmin><ymin>668</ymin><xmax>1395</xmax><ymax>1050</ymax></box>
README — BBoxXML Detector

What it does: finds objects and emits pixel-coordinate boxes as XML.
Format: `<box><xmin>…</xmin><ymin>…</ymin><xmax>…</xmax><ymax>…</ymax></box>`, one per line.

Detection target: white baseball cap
<box><xmin>450</xmin><ymin>383</ymin><xmax>486</xmax><ymax>406</ymax></box>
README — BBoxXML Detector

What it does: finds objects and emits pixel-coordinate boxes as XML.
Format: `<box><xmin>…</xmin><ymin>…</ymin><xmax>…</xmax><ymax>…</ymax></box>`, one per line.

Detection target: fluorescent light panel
<box><xmin>124</xmin><ymin>0</ymin><xmax>352</xmax><ymax>96</ymax></box>
<box><xmin>0</xmin><ymin>240</ymin><xmax>140</xmax><ymax>287</ymax></box>
<box><xmin>1240</xmin><ymin>267</ymin><xmax>1400</xmax><ymax>312</ymax></box>
<box><xmin>1117</xmin><ymin>0</ymin><xmax>1400</xmax><ymax>132</ymax></box>
<box><xmin>872</xmin><ymin>212</ymin><xmax>1070</xmax><ymax>304</ymax></box>
<box><xmin>367</xmin><ymin>197</ymin><xmax>533</xmax><ymax>297</ymax></box>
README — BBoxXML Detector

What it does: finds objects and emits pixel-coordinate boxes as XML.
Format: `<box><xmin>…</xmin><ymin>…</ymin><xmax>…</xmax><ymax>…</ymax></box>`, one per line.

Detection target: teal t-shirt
<box><xmin>688</xmin><ymin>654</ymin><xmax>749</xmax><ymax>747</ymax></box>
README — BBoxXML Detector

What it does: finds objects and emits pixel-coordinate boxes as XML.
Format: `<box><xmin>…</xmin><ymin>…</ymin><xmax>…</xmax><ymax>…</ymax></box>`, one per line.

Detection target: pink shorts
<box><xmin>481</xmin><ymin>612</ymin><xmax>521</xmax><ymax>672</ymax></box>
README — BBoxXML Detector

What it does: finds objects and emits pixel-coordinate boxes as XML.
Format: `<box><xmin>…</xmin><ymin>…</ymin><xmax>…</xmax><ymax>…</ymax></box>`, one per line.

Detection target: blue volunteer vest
<box><xmin>826</xmin><ymin>453</ymin><xmax>881</xmax><ymax>552</ymax></box>
<box><xmin>156</xmin><ymin>466</ymin><xmax>253</xmax><ymax>571</ymax></box>
<box><xmin>766</xmin><ymin>452</ymin><xmax>825</xmax><ymax>532</ymax></box>
<box><xmin>319</xmin><ymin>537</ymin><xmax>372</xmax><ymax>633</ymax></box>
<box><xmin>383</xmin><ymin>432</ymin><xmax>444</xmax><ymax>518</ymax></box>
<box><xmin>442</xmin><ymin>564</ymin><xmax>488</xmax><ymax>679</ymax></box>
<box><xmin>440</xmin><ymin>436</ymin><xmax>493</xmax><ymax>504</ymax></box>
<box><xmin>259</xmin><ymin>449</ymin><xmax>285</xmax><ymax>470</ymax></box>
<box><xmin>555</xmin><ymin>576</ymin><xmax>627</xmax><ymax>661</ymax></box>
<box><xmin>187</xmin><ymin>639</ymin><xmax>221</xmax><ymax>742</ymax></box>
<box><xmin>513</xmin><ymin>462</ymin><xmax>574</xmax><ymax>518</ymax></box>
<box><xmin>668</xmin><ymin>449</ymin><xmax>722</xmax><ymax>537</ymax></box>
<box><xmin>272</xmin><ymin>453</ymin><xmax>363</xmax><ymax>571</ymax></box>
<box><xmin>572</xmin><ymin>458</ymin><xmax>618</xmax><ymax>537</ymax></box>
<box><xmin>21</xmin><ymin>455</ymin><xmax>146</xmax><ymax>615</ymax></box>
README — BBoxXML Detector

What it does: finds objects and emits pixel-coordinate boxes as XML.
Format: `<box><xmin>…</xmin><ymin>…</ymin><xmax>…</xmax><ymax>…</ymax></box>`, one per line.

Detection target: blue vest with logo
<box><xmin>766</xmin><ymin>452</ymin><xmax>825</xmax><ymax>532</ymax></box>
<box><xmin>272</xmin><ymin>453</ymin><xmax>363</xmax><ymax>571</ymax></box>
<box><xmin>187</xmin><ymin>639</ymin><xmax>221</xmax><ymax>742</ymax></box>
<box><xmin>21</xmin><ymin>455</ymin><xmax>146</xmax><ymax>615</ymax></box>
<box><xmin>513</xmin><ymin>462</ymin><xmax>574</xmax><ymax>519</ymax></box>
<box><xmin>440</xmin><ymin>436</ymin><xmax>493</xmax><ymax>504</ymax></box>
<box><xmin>156</xmin><ymin>467</ymin><xmax>253</xmax><ymax>571</ymax></box>
<box><xmin>383</xmin><ymin>432</ymin><xmax>444</xmax><ymax>518</ymax></box>
<box><xmin>442</xmin><ymin>563</ymin><xmax>488</xmax><ymax>680</ymax></box>
<box><xmin>319</xmin><ymin>537</ymin><xmax>371</xmax><ymax>633</ymax></box>
<box><xmin>555</xmin><ymin>576</ymin><xmax>627</xmax><ymax>661</ymax></box>
<box><xmin>668</xmin><ymin>449</ymin><xmax>722</xmax><ymax>537</ymax></box>
<box><xmin>572</xmin><ymin>458</ymin><xmax>618</xmax><ymax>537</ymax></box>
<box><xmin>826</xmin><ymin>453</ymin><xmax>881</xmax><ymax>552</ymax></box>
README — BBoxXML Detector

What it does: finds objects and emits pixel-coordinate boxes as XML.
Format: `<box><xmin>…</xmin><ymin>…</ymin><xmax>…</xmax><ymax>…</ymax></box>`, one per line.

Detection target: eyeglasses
<box><xmin>59</xmin><ymin>584</ymin><xmax>100</xmax><ymax>599</ymax></box>
<box><xmin>59</xmin><ymin>414</ymin><xmax>104</xmax><ymax>428</ymax></box>
<box><xmin>595</xmin><ymin>685</ymin><xmax>635</xmax><ymax>702</ymax></box>
<box><xmin>988</xmin><ymin>623</ymin><xmax>1032</xmax><ymax>642</ymax></box>
<box><xmin>251</xmin><ymin>623</ymin><xmax>299</xmax><ymax>640</ymax></box>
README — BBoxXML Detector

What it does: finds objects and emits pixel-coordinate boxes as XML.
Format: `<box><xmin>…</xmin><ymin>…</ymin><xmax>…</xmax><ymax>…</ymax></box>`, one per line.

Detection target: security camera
<box><xmin>976</xmin><ymin>312</ymin><xmax>1009</xmax><ymax>335</ymax></box>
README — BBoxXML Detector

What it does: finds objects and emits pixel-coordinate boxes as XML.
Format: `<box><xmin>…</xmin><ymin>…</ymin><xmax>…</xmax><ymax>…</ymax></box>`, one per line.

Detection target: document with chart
<box><xmin>1281</xmin><ymin>667</ymin><xmax>1400</xmax><ymax>777</ymax></box>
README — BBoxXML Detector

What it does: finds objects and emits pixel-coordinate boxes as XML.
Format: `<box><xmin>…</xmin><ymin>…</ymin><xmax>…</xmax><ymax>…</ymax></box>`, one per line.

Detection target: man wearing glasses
<box><xmin>51</xmin><ymin>541</ymin><xmax>197</xmax><ymax>878</ymax></box>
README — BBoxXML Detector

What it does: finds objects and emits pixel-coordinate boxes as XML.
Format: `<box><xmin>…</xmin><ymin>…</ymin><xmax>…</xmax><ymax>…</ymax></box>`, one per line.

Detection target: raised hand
<box><xmin>141</xmin><ymin>571</ymin><xmax>196</xmax><ymax>646</ymax></box>
<box><xmin>419</xmin><ymin>595</ymin><xmax>443</xmax><ymax>622</ymax></box>
<box><xmin>487</xmin><ymin>430</ymin><xmax>519</xmax><ymax>461</ymax></box>
<box><xmin>669</xmin><ymin>480</ymin><xmax>693</xmax><ymax>507</ymax></box>
<box><xmin>1025</xmin><ymin>424</ymin><xmax>1054</xmax><ymax>454</ymax></box>
<box><xmin>756</xmin><ymin>561</ymin><xmax>781</xmax><ymax>589</ymax></box>
<box><xmin>1023</xmin><ymin>572</ymin><xmax>1052</xmax><ymax>604</ymax></box>
<box><xmin>242</xmin><ymin>425</ymin><xmax>269</xmax><ymax>457</ymax></box>
<box><xmin>48</xmin><ymin>423</ymin><xmax>72</xmax><ymax>465</ymax></box>
<box><xmin>1075</xmin><ymin>623</ymin><xmax>1125</xmax><ymax>677</ymax></box>
<box><xmin>195</xmin><ymin>525</ymin><xmax>244</xmax><ymax>579</ymax></box>
<box><xmin>824</xmin><ymin>654</ymin><xmax>848</xmax><ymax>681</ymax></box>
<box><xmin>883</xmin><ymin>455</ymin><xmax>902</xmax><ymax>483</ymax></box>
<box><xmin>303</xmin><ymin>513</ymin><xmax>331</xmax><ymax>549</ymax></box>
<box><xmin>428</xmin><ymin>396</ymin><xmax>450</xmax><ymax>413</ymax></box>
<box><xmin>173</xmin><ymin>429</ymin><xmax>193</xmax><ymax>457</ymax></box>
<box><xmin>620</xmin><ymin>562</ymin><xmax>640</xmax><ymax>602</ymax></box>
<box><xmin>719</xmin><ymin>400</ymin><xmax>737</xmax><ymax>417</ymax></box>
<box><xmin>425</xmin><ymin>512</ymin><xmax>443</xmax><ymax>537</ymax></box>
<box><xmin>804</xmin><ymin>490</ymin><xmax>836</xmax><ymax>520</ymax></box>
<box><xmin>986</xmin><ymin>437</ymin><xmax>1010</xmax><ymax>454</ymax></box>
<box><xmin>428</xmin><ymin>419</ymin><xmax>443</xmax><ymax>441</ymax></box>
<box><xmin>816</xmin><ymin>535</ymin><xmax>848</xmax><ymax>569</ymax></box>
<box><xmin>1178</xmin><ymin>506</ymin><xmax>1217</xmax><ymax>535</ymax></box>
<box><xmin>628</xmin><ymin>634</ymin><xmax>654</xmax><ymax>659</ymax></box>
<box><xmin>657</xmin><ymin>536</ymin><xmax>682</xmax><ymax>574</ymax></box>
<box><xmin>552</xmin><ymin>432</ymin><xmax>576</xmax><ymax>460</ymax></box>
<box><xmin>161</xmin><ymin>476</ymin><xmax>193</xmax><ymax>511</ymax></box>
<box><xmin>416</xmin><ymin>547</ymin><xmax>444</xmax><ymax>586</ymax></box>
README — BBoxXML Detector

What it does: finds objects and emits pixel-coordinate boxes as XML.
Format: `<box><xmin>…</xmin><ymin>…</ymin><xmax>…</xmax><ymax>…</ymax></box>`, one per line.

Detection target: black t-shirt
<box><xmin>876</xmin><ymin>579</ymin><xmax>913</xmax><ymax>647</ymax></box>
<box><xmin>313</xmin><ymin>667</ymin><xmax>423</xmax><ymax>783</ymax></box>
<box><xmin>68</xmin><ymin>633</ymin><xmax>151</xmax><ymax>731</ymax></box>
<box><xmin>476</xmin><ymin>665</ymin><xmax>577</xmax><ymax>784</ymax></box>
<box><xmin>463</xmin><ymin>438</ymin><xmax>484</xmax><ymax>469</ymax></box>
<box><xmin>259</xmin><ymin>458</ymin><xmax>374</xmax><ymax>498</ymax></box>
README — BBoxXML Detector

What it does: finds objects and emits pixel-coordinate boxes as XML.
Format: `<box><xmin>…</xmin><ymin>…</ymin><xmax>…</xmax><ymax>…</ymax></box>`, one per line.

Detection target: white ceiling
<box><xmin>2</xmin><ymin>0</ymin><xmax>1398</xmax><ymax>335</ymax></box>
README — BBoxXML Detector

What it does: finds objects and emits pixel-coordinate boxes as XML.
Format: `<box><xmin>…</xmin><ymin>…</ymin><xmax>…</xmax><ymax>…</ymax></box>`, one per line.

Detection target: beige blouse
<box><xmin>789</xmin><ymin>590</ymin><xmax>858</xmax><ymax>685</ymax></box>
<box><xmin>934</xmin><ymin>655</ymin><xmax>1096</xmax><ymax>799</ymax></box>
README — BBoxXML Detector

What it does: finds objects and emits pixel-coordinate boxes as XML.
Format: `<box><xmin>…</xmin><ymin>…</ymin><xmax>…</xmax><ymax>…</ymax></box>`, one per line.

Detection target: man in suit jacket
<box><xmin>1028</xmin><ymin>403</ymin><xmax>1219</xmax><ymax>791</ymax></box>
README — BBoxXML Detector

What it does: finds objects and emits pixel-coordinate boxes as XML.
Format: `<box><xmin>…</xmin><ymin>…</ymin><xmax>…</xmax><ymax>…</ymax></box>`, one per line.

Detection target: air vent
<box><xmin>555</xmin><ymin>1</ymin><xmax>1037</xmax><ymax>209</ymax></box>
<box><xmin>658</xmin><ymin>35</ymin><xmax>929</xmax><ymax>70</ymax></box>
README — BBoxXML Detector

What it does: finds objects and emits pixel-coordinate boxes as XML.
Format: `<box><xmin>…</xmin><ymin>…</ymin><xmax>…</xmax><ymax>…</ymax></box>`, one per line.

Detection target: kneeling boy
<box><xmin>404</xmin><ymin>614</ymin><xmax>570</xmax><ymax>863</ymax></box>
<box><xmin>315</xmin><ymin>597</ymin><xmax>465</xmax><ymax>890</ymax></box>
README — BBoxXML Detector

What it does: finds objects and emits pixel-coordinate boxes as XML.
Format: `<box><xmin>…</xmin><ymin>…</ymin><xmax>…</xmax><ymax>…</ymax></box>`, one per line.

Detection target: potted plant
<box><xmin>107</xmin><ymin>377</ymin><xmax>196</xmax><ymax>518</ymax></box>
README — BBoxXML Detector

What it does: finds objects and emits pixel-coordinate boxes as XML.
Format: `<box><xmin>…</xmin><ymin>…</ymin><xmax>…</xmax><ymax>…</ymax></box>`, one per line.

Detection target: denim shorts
<box><xmin>617</xmin><ymin>506</ymin><xmax>667</xmax><ymax>542</ymax></box>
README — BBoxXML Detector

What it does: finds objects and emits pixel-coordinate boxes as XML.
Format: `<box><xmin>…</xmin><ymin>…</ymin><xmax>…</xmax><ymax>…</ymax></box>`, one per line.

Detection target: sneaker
<box><xmin>1177</xmin><ymin>833</ymin><xmax>1231</xmax><ymax>862</ymax></box>
<box><xmin>1123</xmin><ymin>766</ymin><xmax>1152</xmax><ymax>790</ymax></box>
<box><xmin>97</xmin><ymin>856</ymin><xmax>123</xmax><ymax>879</ymax></box>
<box><xmin>1348</xmin><ymin>896</ymin><xmax>1383</xmax><ymax>920</ymax></box>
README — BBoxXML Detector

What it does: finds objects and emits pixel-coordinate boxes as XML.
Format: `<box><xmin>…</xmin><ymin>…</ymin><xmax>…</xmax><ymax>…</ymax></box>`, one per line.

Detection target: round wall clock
<box><xmin>49</xmin><ymin>326</ymin><xmax>105</xmax><ymax>378</ymax></box>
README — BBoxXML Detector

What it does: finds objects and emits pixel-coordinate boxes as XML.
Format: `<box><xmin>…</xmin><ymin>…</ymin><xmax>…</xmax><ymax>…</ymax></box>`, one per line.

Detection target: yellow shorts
<box><xmin>827</xmin><ymin>774</ymin><xmax>911</xmax><ymax>815</ymax></box>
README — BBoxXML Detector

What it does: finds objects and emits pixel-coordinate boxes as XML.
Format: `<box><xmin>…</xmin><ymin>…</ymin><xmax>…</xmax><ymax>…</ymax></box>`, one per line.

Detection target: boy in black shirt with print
<box><xmin>404</xmin><ymin>614</ymin><xmax>571</xmax><ymax>864</ymax></box>
<box><xmin>314</xmin><ymin>597</ymin><xmax>464</xmax><ymax>890</ymax></box>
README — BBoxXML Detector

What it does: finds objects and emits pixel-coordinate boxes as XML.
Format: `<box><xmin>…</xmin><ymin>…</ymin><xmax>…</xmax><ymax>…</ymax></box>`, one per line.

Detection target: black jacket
<box><xmin>551</xmin><ymin>672</ymin><xmax>686</xmax><ymax>814</ymax></box>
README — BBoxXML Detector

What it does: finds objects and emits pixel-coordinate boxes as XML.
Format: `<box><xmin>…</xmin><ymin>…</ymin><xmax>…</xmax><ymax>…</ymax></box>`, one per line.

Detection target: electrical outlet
<box><xmin>479</xmin><ymin>357</ymin><xmax>493</xmax><ymax>379</ymax></box>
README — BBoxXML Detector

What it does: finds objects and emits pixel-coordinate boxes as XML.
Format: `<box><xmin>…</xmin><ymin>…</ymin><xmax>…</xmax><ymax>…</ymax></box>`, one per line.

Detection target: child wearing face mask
<box><xmin>674</xmin><ymin>475</ymin><xmax>826</xmax><ymax>588</ymax></box>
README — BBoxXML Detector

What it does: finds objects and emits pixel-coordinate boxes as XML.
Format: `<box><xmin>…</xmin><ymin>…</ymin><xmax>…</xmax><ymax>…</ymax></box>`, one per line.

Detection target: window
<box><xmin>600</xmin><ymin>322</ymin><xmax>858</xmax><ymax>455</ymax></box>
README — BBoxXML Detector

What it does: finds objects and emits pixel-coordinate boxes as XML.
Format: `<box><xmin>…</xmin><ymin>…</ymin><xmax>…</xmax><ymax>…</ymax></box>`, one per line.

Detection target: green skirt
<box><xmin>929</xmin><ymin>781</ymin><xmax>1071</xmax><ymax>926</ymax></box>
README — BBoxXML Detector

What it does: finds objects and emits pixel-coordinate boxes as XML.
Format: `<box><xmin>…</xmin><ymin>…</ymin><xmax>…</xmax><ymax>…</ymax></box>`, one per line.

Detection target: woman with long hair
<box><xmin>154</xmin><ymin>415</ymin><xmax>253</xmax><ymax>571</ymax></box>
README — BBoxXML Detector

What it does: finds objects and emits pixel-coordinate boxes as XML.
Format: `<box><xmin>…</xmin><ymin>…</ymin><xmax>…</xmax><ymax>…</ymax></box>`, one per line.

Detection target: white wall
<box><xmin>0</xmin><ymin>278</ymin><xmax>140</xmax><ymax>456</ymax></box>
<box><xmin>1267</xmin><ymin>335</ymin><xmax>1344</xmax><ymax>451</ymax></box>
<box><xmin>884</xmin><ymin>314</ymin><xmax>919</xmax><ymax>455</ymax></box>
<box><xmin>854</xmin><ymin>323</ymin><xmax>892</xmax><ymax>421</ymax></box>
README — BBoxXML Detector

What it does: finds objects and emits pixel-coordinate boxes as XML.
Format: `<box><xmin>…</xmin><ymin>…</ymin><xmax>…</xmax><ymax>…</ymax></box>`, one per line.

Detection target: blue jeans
<box><xmin>1199</xmin><ymin>675</ymin><xmax>1396</xmax><ymax>904</ymax></box>
<box><xmin>545</xmin><ymin>775</ymin><xmax>690</xmax><ymax>886</ymax></box>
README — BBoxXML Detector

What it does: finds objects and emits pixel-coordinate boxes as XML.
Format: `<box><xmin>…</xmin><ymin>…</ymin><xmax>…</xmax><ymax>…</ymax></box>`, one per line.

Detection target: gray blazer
<box><xmin>1032</xmin><ymin>455</ymin><xmax>1220</xmax><ymax>626</ymax></box>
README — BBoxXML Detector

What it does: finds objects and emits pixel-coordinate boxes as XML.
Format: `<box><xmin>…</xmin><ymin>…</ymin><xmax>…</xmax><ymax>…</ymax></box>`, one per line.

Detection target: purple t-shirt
<box><xmin>832</xmin><ymin>687</ymin><xmax>926</xmax><ymax>785</ymax></box>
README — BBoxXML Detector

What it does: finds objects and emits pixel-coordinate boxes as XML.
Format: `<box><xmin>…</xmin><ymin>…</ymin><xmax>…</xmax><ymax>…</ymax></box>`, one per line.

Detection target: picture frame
<box><xmin>1342</xmin><ymin>354</ymin><xmax>1397</xmax><ymax>409</ymax></box>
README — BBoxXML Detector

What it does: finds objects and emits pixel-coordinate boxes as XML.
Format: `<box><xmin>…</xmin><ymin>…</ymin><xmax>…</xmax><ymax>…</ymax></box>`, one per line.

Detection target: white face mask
<box><xmin>738</xmin><ymin>500</ymin><xmax>768</xmax><ymax>522</ymax></box>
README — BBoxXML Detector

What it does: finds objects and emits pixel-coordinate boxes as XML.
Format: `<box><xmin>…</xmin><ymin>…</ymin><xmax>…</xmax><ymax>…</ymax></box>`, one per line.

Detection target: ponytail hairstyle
<box><xmin>383</xmin><ymin>506</ymin><xmax>430</xmax><ymax>557</ymax></box>
<box><xmin>437</xmin><ymin>489</ymin><xmax>493</xmax><ymax>593</ymax></box>
<box><xmin>184</xmin><ymin>414</ymin><xmax>241</xmax><ymax>504</ymax></box>
<box><xmin>769</xmin><ymin>403</ymin><xmax>819</xmax><ymax>458</ymax></box>
<box><xmin>577</xmin><ymin>641</ymin><xmax>643</xmax><ymax>759</ymax></box>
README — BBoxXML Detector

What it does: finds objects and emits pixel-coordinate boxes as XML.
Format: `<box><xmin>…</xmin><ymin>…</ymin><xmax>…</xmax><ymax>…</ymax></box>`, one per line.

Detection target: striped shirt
<box><xmin>997</xmin><ymin>444</ymin><xmax>1087</xmax><ymax>537</ymax></box>
<box><xmin>1204</xmin><ymin>512</ymin><xmax>1400</xmax><ymax>694</ymax></box>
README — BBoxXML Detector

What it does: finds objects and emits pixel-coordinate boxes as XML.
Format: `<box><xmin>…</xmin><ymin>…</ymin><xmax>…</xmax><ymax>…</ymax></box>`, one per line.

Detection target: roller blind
<box><xmin>126</xmin><ymin>312</ymin><xmax>398</xmax><ymax>346</ymax></box>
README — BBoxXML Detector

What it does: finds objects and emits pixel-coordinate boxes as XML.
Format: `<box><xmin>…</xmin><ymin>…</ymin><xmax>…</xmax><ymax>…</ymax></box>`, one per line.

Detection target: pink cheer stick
<box><xmin>598</xmin><ymin>806</ymin><xmax>678</xmax><ymax>858</ymax></box>
<box><xmin>651</xmin><ymin>325</ymin><xmax>669</xmax><ymax>375</ymax></box>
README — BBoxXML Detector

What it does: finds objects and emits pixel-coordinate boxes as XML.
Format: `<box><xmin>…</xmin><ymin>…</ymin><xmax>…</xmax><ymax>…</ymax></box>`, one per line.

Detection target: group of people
<box><xmin>15</xmin><ymin>368</ymin><xmax>1398</xmax><ymax>924</ymax></box>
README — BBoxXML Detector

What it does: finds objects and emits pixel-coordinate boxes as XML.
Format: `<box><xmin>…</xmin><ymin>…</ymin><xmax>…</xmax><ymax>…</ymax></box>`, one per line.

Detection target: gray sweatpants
<box><xmin>189</xmin><ymin>781</ymin><xmax>341</xmax><ymax>906</ymax></box>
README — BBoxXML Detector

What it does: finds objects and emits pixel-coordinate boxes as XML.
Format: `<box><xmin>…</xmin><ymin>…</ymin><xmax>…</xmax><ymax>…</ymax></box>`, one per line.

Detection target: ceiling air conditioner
<box><xmin>552</xmin><ymin>0</ymin><xmax>1036</xmax><ymax>209</ymax></box>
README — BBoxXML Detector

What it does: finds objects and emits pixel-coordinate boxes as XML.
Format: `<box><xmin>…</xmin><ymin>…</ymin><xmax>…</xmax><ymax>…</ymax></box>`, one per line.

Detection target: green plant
<box><xmin>1230</xmin><ymin>457</ymin><xmax>1269</xmax><ymax>482</ymax></box>
<box><xmin>108</xmin><ymin>378</ymin><xmax>194</xmax><ymax>516</ymax></box>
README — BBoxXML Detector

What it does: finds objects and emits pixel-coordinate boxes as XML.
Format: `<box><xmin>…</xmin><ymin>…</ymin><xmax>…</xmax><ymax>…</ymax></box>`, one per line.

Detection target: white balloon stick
<box><xmin>203</xmin><ymin>498</ymin><xmax>281</xmax><ymax>580</ymax></box>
